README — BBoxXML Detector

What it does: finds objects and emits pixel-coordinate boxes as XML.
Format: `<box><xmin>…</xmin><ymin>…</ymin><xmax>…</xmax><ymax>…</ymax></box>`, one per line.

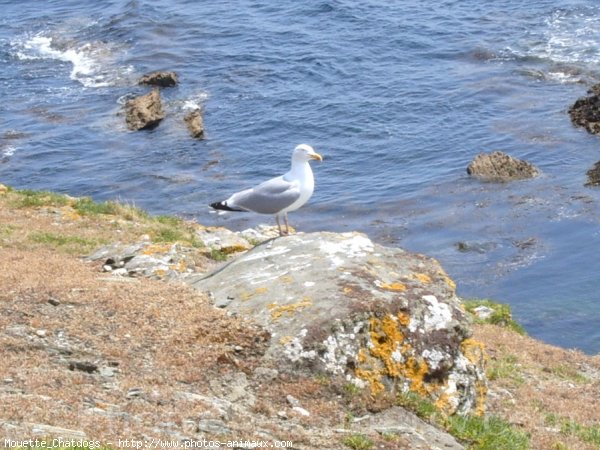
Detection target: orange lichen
<box><xmin>405</xmin><ymin>357</ymin><xmax>429</xmax><ymax>395</ymax></box>
<box><xmin>368</xmin><ymin>315</ymin><xmax>404</xmax><ymax>377</ymax></box>
<box><xmin>169</xmin><ymin>260</ymin><xmax>187</xmax><ymax>273</ymax></box>
<box><xmin>59</xmin><ymin>206</ymin><xmax>82</xmax><ymax>221</ymax></box>
<box><xmin>279</xmin><ymin>275</ymin><xmax>294</xmax><ymax>284</ymax></box>
<box><xmin>355</xmin><ymin>367</ymin><xmax>385</xmax><ymax>395</ymax></box>
<box><xmin>413</xmin><ymin>273</ymin><xmax>432</xmax><ymax>284</ymax></box>
<box><xmin>379</xmin><ymin>282</ymin><xmax>407</xmax><ymax>292</ymax></box>
<box><xmin>397</xmin><ymin>312</ymin><xmax>411</xmax><ymax>327</ymax></box>
<box><xmin>267</xmin><ymin>297</ymin><xmax>312</xmax><ymax>320</ymax></box>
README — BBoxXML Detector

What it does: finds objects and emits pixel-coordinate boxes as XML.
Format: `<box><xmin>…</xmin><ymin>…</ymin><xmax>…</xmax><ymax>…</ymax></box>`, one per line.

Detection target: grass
<box><xmin>29</xmin><ymin>232</ymin><xmax>106</xmax><ymax>254</ymax></box>
<box><xmin>342</xmin><ymin>434</ymin><xmax>374</xmax><ymax>450</ymax></box>
<box><xmin>13</xmin><ymin>189</ymin><xmax>70</xmax><ymax>208</ymax></box>
<box><xmin>550</xmin><ymin>364</ymin><xmax>589</xmax><ymax>384</ymax></box>
<box><xmin>487</xmin><ymin>354</ymin><xmax>525</xmax><ymax>385</ymax></box>
<box><xmin>444</xmin><ymin>414</ymin><xmax>530</xmax><ymax>450</ymax></box>
<box><xmin>546</xmin><ymin>413</ymin><xmax>600</xmax><ymax>447</ymax></box>
<box><xmin>462</xmin><ymin>298</ymin><xmax>527</xmax><ymax>335</ymax></box>
<box><xmin>397</xmin><ymin>391</ymin><xmax>530</xmax><ymax>450</ymax></box>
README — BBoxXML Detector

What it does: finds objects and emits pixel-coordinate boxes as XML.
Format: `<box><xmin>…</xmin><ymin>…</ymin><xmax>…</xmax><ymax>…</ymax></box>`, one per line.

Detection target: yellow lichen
<box><xmin>278</xmin><ymin>336</ymin><xmax>293</xmax><ymax>345</ymax></box>
<box><xmin>142</xmin><ymin>243</ymin><xmax>172</xmax><ymax>255</ymax></box>
<box><xmin>241</xmin><ymin>286</ymin><xmax>269</xmax><ymax>301</ymax></box>
<box><xmin>59</xmin><ymin>206</ymin><xmax>81</xmax><ymax>221</ymax></box>
<box><xmin>169</xmin><ymin>260</ymin><xmax>187</xmax><ymax>273</ymax></box>
<box><xmin>413</xmin><ymin>273</ymin><xmax>432</xmax><ymax>284</ymax></box>
<box><xmin>355</xmin><ymin>367</ymin><xmax>385</xmax><ymax>395</ymax></box>
<box><xmin>368</xmin><ymin>316</ymin><xmax>404</xmax><ymax>377</ymax></box>
<box><xmin>343</xmin><ymin>286</ymin><xmax>354</xmax><ymax>294</ymax></box>
<box><xmin>379</xmin><ymin>282</ymin><xmax>407</xmax><ymax>292</ymax></box>
<box><xmin>267</xmin><ymin>297</ymin><xmax>312</xmax><ymax>320</ymax></box>
<box><xmin>405</xmin><ymin>357</ymin><xmax>429</xmax><ymax>395</ymax></box>
<box><xmin>279</xmin><ymin>275</ymin><xmax>294</xmax><ymax>284</ymax></box>
<box><xmin>460</xmin><ymin>338</ymin><xmax>487</xmax><ymax>366</ymax></box>
<box><xmin>397</xmin><ymin>312</ymin><xmax>411</xmax><ymax>327</ymax></box>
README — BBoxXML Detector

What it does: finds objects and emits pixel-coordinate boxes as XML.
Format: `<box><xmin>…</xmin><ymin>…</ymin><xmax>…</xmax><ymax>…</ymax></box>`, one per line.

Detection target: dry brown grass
<box><xmin>474</xmin><ymin>324</ymin><xmax>600</xmax><ymax>450</ymax></box>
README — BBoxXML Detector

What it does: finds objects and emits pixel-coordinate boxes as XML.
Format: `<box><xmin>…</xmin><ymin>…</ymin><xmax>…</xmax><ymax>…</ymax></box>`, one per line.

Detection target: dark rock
<box><xmin>125</xmin><ymin>89</ymin><xmax>165</xmax><ymax>131</ymax></box>
<box><xmin>183</xmin><ymin>109</ymin><xmax>205</xmax><ymax>139</ymax></box>
<box><xmin>569</xmin><ymin>84</ymin><xmax>600</xmax><ymax>134</ymax></box>
<box><xmin>585</xmin><ymin>161</ymin><xmax>600</xmax><ymax>187</ymax></box>
<box><xmin>48</xmin><ymin>297</ymin><xmax>60</xmax><ymax>306</ymax></box>
<box><xmin>467</xmin><ymin>151</ymin><xmax>539</xmax><ymax>182</ymax></box>
<box><xmin>68</xmin><ymin>361</ymin><xmax>98</xmax><ymax>373</ymax></box>
<box><xmin>138</xmin><ymin>71</ymin><xmax>179</xmax><ymax>88</ymax></box>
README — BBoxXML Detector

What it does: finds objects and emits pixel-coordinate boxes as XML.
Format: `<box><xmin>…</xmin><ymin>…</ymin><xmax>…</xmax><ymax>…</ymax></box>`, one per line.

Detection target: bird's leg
<box><xmin>284</xmin><ymin>213</ymin><xmax>291</xmax><ymax>235</ymax></box>
<box><xmin>275</xmin><ymin>215</ymin><xmax>283</xmax><ymax>236</ymax></box>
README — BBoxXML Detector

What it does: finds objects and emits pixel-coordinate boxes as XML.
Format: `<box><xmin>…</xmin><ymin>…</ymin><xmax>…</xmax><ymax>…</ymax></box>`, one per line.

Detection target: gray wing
<box><xmin>227</xmin><ymin>175</ymin><xmax>301</xmax><ymax>214</ymax></box>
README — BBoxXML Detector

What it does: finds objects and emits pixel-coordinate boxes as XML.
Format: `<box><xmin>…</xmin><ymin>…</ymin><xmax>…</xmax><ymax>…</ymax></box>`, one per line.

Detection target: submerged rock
<box><xmin>193</xmin><ymin>231</ymin><xmax>487</xmax><ymax>415</ymax></box>
<box><xmin>467</xmin><ymin>151</ymin><xmax>539</xmax><ymax>182</ymax></box>
<box><xmin>569</xmin><ymin>84</ymin><xmax>600</xmax><ymax>134</ymax></box>
<box><xmin>125</xmin><ymin>89</ymin><xmax>165</xmax><ymax>131</ymax></box>
<box><xmin>184</xmin><ymin>109</ymin><xmax>205</xmax><ymax>139</ymax></box>
<box><xmin>585</xmin><ymin>161</ymin><xmax>600</xmax><ymax>187</ymax></box>
<box><xmin>138</xmin><ymin>71</ymin><xmax>179</xmax><ymax>88</ymax></box>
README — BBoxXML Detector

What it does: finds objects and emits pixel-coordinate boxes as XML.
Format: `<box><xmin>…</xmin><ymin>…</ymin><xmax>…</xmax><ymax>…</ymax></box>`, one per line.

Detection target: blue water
<box><xmin>1</xmin><ymin>0</ymin><xmax>600</xmax><ymax>354</ymax></box>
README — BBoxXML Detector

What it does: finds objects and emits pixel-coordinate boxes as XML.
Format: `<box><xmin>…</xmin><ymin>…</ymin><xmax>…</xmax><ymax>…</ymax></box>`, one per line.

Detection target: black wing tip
<box><xmin>210</xmin><ymin>201</ymin><xmax>244</xmax><ymax>212</ymax></box>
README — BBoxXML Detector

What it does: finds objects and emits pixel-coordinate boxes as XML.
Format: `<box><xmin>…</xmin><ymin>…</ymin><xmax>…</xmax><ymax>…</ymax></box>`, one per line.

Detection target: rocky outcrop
<box><xmin>192</xmin><ymin>232</ymin><xmax>487</xmax><ymax>416</ymax></box>
<box><xmin>138</xmin><ymin>71</ymin><xmax>179</xmax><ymax>88</ymax></box>
<box><xmin>569</xmin><ymin>84</ymin><xmax>600</xmax><ymax>134</ymax></box>
<box><xmin>184</xmin><ymin>109</ymin><xmax>205</xmax><ymax>139</ymax></box>
<box><xmin>585</xmin><ymin>161</ymin><xmax>600</xmax><ymax>187</ymax></box>
<box><xmin>125</xmin><ymin>89</ymin><xmax>165</xmax><ymax>131</ymax></box>
<box><xmin>467</xmin><ymin>151</ymin><xmax>539</xmax><ymax>182</ymax></box>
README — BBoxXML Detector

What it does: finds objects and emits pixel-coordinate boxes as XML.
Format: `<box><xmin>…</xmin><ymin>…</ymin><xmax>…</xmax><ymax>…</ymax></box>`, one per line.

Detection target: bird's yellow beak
<box><xmin>310</xmin><ymin>152</ymin><xmax>323</xmax><ymax>161</ymax></box>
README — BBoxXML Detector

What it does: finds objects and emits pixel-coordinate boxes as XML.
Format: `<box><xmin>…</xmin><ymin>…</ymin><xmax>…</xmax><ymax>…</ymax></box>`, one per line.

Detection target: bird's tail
<box><xmin>209</xmin><ymin>201</ymin><xmax>245</xmax><ymax>212</ymax></box>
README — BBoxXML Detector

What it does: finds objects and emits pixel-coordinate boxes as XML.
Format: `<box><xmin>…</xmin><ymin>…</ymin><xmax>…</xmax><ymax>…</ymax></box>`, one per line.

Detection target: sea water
<box><xmin>1</xmin><ymin>0</ymin><xmax>599</xmax><ymax>353</ymax></box>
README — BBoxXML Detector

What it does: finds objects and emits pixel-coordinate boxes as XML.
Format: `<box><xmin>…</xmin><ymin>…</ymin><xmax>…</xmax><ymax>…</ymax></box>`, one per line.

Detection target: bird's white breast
<box><xmin>281</xmin><ymin>162</ymin><xmax>314</xmax><ymax>213</ymax></box>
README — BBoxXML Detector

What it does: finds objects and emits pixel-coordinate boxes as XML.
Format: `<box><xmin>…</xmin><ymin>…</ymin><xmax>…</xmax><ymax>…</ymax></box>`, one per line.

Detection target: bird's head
<box><xmin>293</xmin><ymin>144</ymin><xmax>323</xmax><ymax>163</ymax></box>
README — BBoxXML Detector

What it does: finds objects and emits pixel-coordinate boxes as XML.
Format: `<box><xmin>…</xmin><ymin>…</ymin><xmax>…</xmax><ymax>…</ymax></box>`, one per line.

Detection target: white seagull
<box><xmin>210</xmin><ymin>144</ymin><xmax>323</xmax><ymax>236</ymax></box>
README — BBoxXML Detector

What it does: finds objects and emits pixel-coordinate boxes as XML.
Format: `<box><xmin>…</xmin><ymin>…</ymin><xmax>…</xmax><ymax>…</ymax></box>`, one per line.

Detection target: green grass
<box><xmin>397</xmin><ymin>391</ymin><xmax>438</xmax><ymax>421</ymax></box>
<box><xmin>550</xmin><ymin>364</ymin><xmax>588</xmax><ymax>384</ymax></box>
<box><xmin>13</xmin><ymin>189</ymin><xmax>70</xmax><ymax>208</ymax></box>
<box><xmin>487</xmin><ymin>354</ymin><xmax>525</xmax><ymax>385</ymax></box>
<box><xmin>397</xmin><ymin>392</ymin><xmax>530</xmax><ymax>450</ymax></box>
<box><xmin>444</xmin><ymin>414</ymin><xmax>530</xmax><ymax>450</ymax></box>
<box><xmin>342</xmin><ymin>434</ymin><xmax>374</xmax><ymax>450</ymax></box>
<box><xmin>546</xmin><ymin>413</ymin><xmax>600</xmax><ymax>447</ymax></box>
<box><xmin>29</xmin><ymin>232</ymin><xmax>105</xmax><ymax>254</ymax></box>
<box><xmin>462</xmin><ymin>299</ymin><xmax>527</xmax><ymax>335</ymax></box>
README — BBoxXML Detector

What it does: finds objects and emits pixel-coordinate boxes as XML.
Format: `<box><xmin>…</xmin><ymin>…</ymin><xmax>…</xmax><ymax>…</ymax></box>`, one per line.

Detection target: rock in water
<box><xmin>467</xmin><ymin>151</ymin><xmax>539</xmax><ymax>182</ymax></box>
<box><xmin>192</xmin><ymin>231</ymin><xmax>487</xmax><ymax>415</ymax></box>
<box><xmin>569</xmin><ymin>84</ymin><xmax>600</xmax><ymax>135</ymax></box>
<box><xmin>585</xmin><ymin>161</ymin><xmax>600</xmax><ymax>187</ymax></box>
<box><xmin>184</xmin><ymin>109</ymin><xmax>205</xmax><ymax>139</ymax></box>
<box><xmin>138</xmin><ymin>71</ymin><xmax>179</xmax><ymax>87</ymax></box>
<box><xmin>125</xmin><ymin>89</ymin><xmax>165</xmax><ymax>131</ymax></box>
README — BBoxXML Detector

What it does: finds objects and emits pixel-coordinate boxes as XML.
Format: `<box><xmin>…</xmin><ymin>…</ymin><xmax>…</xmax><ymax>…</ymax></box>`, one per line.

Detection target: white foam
<box><xmin>12</xmin><ymin>33</ymin><xmax>133</xmax><ymax>88</ymax></box>
<box><xmin>2</xmin><ymin>146</ymin><xmax>16</xmax><ymax>157</ymax></box>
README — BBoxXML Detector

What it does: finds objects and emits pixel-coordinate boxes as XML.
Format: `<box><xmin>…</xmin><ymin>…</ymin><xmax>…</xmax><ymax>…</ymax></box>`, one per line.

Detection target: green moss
<box><xmin>342</xmin><ymin>434</ymin><xmax>374</xmax><ymax>450</ymax></box>
<box><xmin>462</xmin><ymin>299</ymin><xmax>527</xmax><ymax>335</ymax></box>
<box><xmin>13</xmin><ymin>189</ymin><xmax>70</xmax><ymax>207</ymax></box>
<box><xmin>209</xmin><ymin>248</ymin><xmax>229</xmax><ymax>261</ymax></box>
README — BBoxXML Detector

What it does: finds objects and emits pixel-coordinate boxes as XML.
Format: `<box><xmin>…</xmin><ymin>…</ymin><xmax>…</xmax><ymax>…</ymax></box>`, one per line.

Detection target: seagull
<box><xmin>210</xmin><ymin>144</ymin><xmax>323</xmax><ymax>236</ymax></box>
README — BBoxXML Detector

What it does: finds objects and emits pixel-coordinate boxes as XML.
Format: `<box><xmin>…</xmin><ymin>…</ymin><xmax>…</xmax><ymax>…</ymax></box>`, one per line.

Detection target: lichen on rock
<box><xmin>194</xmin><ymin>231</ymin><xmax>487</xmax><ymax>415</ymax></box>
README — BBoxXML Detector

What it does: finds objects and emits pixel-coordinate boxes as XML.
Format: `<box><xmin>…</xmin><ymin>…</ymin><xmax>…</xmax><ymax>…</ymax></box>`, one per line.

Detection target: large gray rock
<box><xmin>125</xmin><ymin>89</ymin><xmax>165</xmax><ymax>131</ymax></box>
<box><xmin>467</xmin><ymin>151</ymin><xmax>538</xmax><ymax>182</ymax></box>
<box><xmin>192</xmin><ymin>232</ymin><xmax>487</xmax><ymax>415</ymax></box>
